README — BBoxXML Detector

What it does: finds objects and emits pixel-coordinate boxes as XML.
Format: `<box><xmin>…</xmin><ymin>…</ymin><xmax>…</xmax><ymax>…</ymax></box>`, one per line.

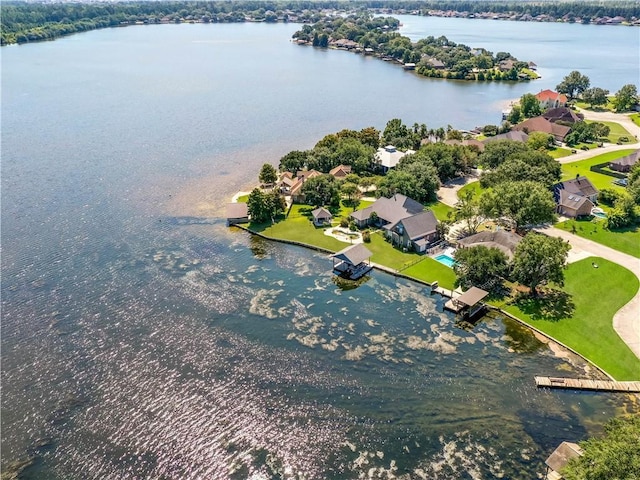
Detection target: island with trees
<box><xmin>293</xmin><ymin>12</ymin><xmax>539</xmax><ymax>82</ymax></box>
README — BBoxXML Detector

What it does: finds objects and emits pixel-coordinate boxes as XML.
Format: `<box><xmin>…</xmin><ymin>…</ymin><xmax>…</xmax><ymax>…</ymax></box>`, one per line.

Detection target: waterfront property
<box><xmin>330</xmin><ymin>243</ymin><xmax>373</xmax><ymax>279</ymax></box>
<box><xmin>278</xmin><ymin>170</ymin><xmax>322</xmax><ymax>203</ymax></box>
<box><xmin>386</xmin><ymin>210</ymin><xmax>438</xmax><ymax>253</ymax></box>
<box><xmin>482</xmin><ymin>130</ymin><xmax>529</xmax><ymax>144</ymax></box>
<box><xmin>350</xmin><ymin>194</ymin><xmax>424</xmax><ymax>229</ymax></box>
<box><xmin>535</xmin><ymin>89</ymin><xmax>568</xmax><ymax>109</ymax></box>
<box><xmin>226</xmin><ymin>202</ymin><xmax>249</xmax><ymax>225</ymax></box>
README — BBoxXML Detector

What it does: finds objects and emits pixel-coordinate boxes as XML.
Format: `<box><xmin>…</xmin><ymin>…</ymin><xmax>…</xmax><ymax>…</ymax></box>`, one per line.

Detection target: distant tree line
<box><xmin>3</xmin><ymin>1</ymin><xmax>637</xmax><ymax>46</ymax></box>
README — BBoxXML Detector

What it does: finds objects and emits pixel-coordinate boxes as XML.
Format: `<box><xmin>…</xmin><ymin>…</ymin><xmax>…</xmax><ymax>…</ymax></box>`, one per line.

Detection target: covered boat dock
<box><xmin>444</xmin><ymin>286</ymin><xmax>489</xmax><ymax>319</ymax></box>
<box><xmin>331</xmin><ymin>244</ymin><xmax>373</xmax><ymax>280</ymax></box>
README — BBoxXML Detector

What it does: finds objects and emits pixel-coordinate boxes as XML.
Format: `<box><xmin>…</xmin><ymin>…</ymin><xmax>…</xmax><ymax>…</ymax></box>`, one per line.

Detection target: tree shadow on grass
<box><xmin>512</xmin><ymin>289</ymin><xmax>575</xmax><ymax>321</ymax></box>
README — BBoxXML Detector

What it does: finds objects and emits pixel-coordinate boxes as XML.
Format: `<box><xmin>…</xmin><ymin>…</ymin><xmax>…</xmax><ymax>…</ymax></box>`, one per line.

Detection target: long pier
<box><xmin>535</xmin><ymin>376</ymin><xmax>640</xmax><ymax>393</ymax></box>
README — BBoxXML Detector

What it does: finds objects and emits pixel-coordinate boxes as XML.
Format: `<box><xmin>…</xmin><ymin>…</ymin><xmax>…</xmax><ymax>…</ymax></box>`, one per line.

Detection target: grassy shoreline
<box><xmin>235</xmin><ymin>200</ymin><xmax>639</xmax><ymax>380</ymax></box>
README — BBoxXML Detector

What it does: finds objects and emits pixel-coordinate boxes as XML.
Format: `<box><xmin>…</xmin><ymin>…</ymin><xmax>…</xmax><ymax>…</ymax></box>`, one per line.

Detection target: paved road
<box><xmin>536</xmin><ymin>226</ymin><xmax>640</xmax><ymax>360</ymax></box>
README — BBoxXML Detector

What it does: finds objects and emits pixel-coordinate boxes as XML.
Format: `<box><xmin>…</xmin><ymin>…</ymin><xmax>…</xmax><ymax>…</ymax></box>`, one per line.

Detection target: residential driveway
<box><xmin>437</xmin><ymin>176</ymin><xmax>478</xmax><ymax>207</ymax></box>
<box><xmin>536</xmin><ymin>225</ymin><xmax>640</xmax><ymax>360</ymax></box>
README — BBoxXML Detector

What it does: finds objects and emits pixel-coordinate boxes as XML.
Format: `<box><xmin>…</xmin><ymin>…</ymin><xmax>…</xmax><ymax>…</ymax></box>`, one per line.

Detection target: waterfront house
<box><xmin>311</xmin><ymin>207</ymin><xmax>333</xmax><ymax>226</ymax></box>
<box><xmin>610</xmin><ymin>149</ymin><xmax>639</xmax><ymax>173</ymax></box>
<box><xmin>498</xmin><ymin>59</ymin><xmax>516</xmax><ymax>71</ymax></box>
<box><xmin>445</xmin><ymin>138</ymin><xmax>485</xmax><ymax>152</ymax></box>
<box><xmin>329</xmin><ymin>164</ymin><xmax>352</xmax><ymax>179</ymax></box>
<box><xmin>553</xmin><ymin>176</ymin><xmax>598</xmax><ymax>218</ymax></box>
<box><xmin>513</xmin><ymin>116</ymin><xmax>571</xmax><ymax>142</ymax></box>
<box><xmin>385</xmin><ymin>210</ymin><xmax>438</xmax><ymax>253</ymax></box>
<box><xmin>279</xmin><ymin>170</ymin><xmax>322</xmax><ymax>203</ymax></box>
<box><xmin>226</xmin><ymin>202</ymin><xmax>249</xmax><ymax>225</ymax></box>
<box><xmin>375</xmin><ymin>145</ymin><xmax>415</xmax><ymax>173</ymax></box>
<box><xmin>350</xmin><ymin>194</ymin><xmax>424</xmax><ymax>229</ymax></box>
<box><xmin>535</xmin><ymin>89</ymin><xmax>568</xmax><ymax>109</ymax></box>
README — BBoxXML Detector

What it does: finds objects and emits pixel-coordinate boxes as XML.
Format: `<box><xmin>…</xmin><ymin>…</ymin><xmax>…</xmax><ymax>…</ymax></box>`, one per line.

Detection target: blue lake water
<box><xmin>2</xmin><ymin>19</ymin><xmax>638</xmax><ymax>479</ymax></box>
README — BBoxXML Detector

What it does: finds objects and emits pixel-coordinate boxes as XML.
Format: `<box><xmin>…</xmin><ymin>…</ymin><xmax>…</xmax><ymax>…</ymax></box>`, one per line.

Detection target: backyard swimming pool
<box><xmin>434</xmin><ymin>253</ymin><xmax>456</xmax><ymax>268</ymax></box>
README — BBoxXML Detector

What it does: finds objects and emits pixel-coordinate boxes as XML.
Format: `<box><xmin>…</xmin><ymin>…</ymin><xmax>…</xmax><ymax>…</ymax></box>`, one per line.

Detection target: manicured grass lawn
<box><xmin>574</xmin><ymin>100</ymin><xmax>615</xmax><ymax>112</ymax></box>
<box><xmin>425</xmin><ymin>200</ymin><xmax>455</xmax><ymax>221</ymax></box>
<box><xmin>556</xmin><ymin>218</ymin><xmax>640</xmax><ymax>258</ymax></box>
<box><xmin>560</xmin><ymin>149</ymin><xmax>635</xmax><ymax>192</ymax></box>
<box><xmin>547</xmin><ymin>147</ymin><xmax>572</xmax><ymax>159</ymax></box>
<box><xmin>493</xmin><ymin>258</ymin><xmax>640</xmax><ymax>380</ymax></box>
<box><xmin>366</xmin><ymin>231</ymin><xmax>423</xmax><ymax>270</ymax></box>
<box><xmin>586</xmin><ymin>120</ymin><xmax>633</xmax><ymax>144</ymax></box>
<box><xmin>401</xmin><ymin>257</ymin><xmax>457</xmax><ymax>290</ymax></box>
<box><xmin>236</xmin><ymin>194</ymin><xmax>249</xmax><ymax>203</ymax></box>
<box><xmin>456</xmin><ymin>181</ymin><xmax>483</xmax><ymax>199</ymax></box>
<box><xmin>631</xmin><ymin>113</ymin><xmax>640</xmax><ymax>128</ymax></box>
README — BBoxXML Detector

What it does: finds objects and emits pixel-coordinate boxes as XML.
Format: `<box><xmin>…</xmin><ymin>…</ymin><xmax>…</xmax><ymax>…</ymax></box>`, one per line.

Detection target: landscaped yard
<box><xmin>401</xmin><ymin>257</ymin><xmax>457</xmax><ymax>290</ymax></box>
<box><xmin>556</xmin><ymin>218</ymin><xmax>640</xmax><ymax>258</ymax></box>
<box><xmin>631</xmin><ymin>113</ymin><xmax>640</xmax><ymax>128</ymax></box>
<box><xmin>456</xmin><ymin>181</ymin><xmax>483</xmax><ymax>200</ymax></box>
<box><xmin>586</xmin><ymin>120</ymin><xmax>633</xmax><ymax>144</ymax></box>
<box><xmin>560</xmin><ymin>149</ymin><xmax>636</xmax><ymax>192</ymax></box>
<box><xmin>493</xmin><ymin>258</ymin><xmax>640</xmax><ymax>380</ymax></box>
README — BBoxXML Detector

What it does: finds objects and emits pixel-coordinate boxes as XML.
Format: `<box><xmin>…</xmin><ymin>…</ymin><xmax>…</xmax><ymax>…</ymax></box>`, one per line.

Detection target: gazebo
<box><xmin>311</xmin><ymin>207</ymin><xmax>333</xmax><ymax>227</ymax></box>
<box><xmin>330</xmin><ymin>244</ymin><xmax>373</xmax><ymax>280</ymax></box>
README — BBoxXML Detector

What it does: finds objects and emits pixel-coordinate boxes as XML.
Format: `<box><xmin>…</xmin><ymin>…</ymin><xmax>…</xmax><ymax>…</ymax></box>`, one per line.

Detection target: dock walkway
<box><xmin>535</xmin><ymin>376</ymin><xmax>640</xmax><ymax>393</ymax></box>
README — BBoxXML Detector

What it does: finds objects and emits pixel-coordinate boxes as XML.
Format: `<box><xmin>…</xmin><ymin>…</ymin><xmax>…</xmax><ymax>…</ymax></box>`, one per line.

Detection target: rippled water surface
<box><xmin>2</xmin><ymin>20</ymin><xmax>638</xmax><ymax>479</ymax></box>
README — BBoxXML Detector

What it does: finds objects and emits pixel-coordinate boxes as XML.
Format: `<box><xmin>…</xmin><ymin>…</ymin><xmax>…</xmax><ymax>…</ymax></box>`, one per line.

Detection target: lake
<box><xmin>1</xmin><ymin>18</ymin><xmax>638</xmax><ymax>479</ymax></box>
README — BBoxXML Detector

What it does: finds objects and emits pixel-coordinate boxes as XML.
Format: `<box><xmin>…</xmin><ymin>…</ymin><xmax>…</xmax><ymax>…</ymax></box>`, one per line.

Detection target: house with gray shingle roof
<box><xmin>610</xmin><ymin>149</ymin><xmax>639</xmax><ymax>173</ymax></box>
<box><xmin>552</xmin><ymin>176</ymin><xmax>598</xmax><ymax>218</ymax></box>
<box><xmin>350</xmin><ymin>194</ymin><xmax>424</xmax><ymax>229</ymax></box>
<box><xmin>385</xmin><ymin>210</ymin><xmax>439</xmax><ymax>253</ymax></box>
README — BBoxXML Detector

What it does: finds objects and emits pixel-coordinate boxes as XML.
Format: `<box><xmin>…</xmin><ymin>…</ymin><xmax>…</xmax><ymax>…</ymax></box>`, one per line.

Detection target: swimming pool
<box><xmin>434</xmin><ymin>253</ymin><xmax>456</xmax><ymax>268</ymax></box>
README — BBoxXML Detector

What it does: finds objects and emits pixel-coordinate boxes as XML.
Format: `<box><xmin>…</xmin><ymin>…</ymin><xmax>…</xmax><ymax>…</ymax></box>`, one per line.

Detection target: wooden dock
<box><xmin>535</xmin><ymin>376</ymin><xmax>640</xmax><ymax>393</ymax></box>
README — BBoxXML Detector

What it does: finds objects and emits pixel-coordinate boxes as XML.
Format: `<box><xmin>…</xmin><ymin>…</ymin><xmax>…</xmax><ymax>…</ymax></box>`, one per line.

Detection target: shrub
<box><xmin>619</xmin><ymin>136</ymin><xmax>630</xmax><ymax>143</ymax></box>
<box><xmin>340</xmin><ymin>217</ymin><xmax>349</xmax><ymax>228</ymax></box>
<box><xmin>362</xmin><ymin>230</ymin><xmax>371</xmax><ymax>243</ymax></box>
<box><xmin>349</xmin><ymin>221</ymin><xmax>358</xmax><ymax>231</ymax></box>
<box><xmin>599</xmin><ymin>188</ymin><xmax>622</xmax><ymax>207</ymax></box>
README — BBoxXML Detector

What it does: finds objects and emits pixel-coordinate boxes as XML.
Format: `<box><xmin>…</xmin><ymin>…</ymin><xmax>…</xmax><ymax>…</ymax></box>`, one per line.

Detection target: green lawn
<box><xmin>560</xmin><ymin>149</ymin><xmax>635</xmax><ymax>192</ymax></box>
<box><xmin>631</xmin><ymin>113</ymin><xmax>640</xmax><ymax>127</ymax></box>
<box><xmin>547</xmin><ymin>147</ymin><xmax>573</xmax><ymax>159</ymax></box>
<box><xmin>236</xmin><ymin>194</ymin><xmax>249</xmax><ymax>203</ymax></box>
<box><xmin>574</xmin><ymin>100</ymin><xmax>615</xmax><ymax>112</ymax></box>
<box><xmin>401</xmin><ymin>257</ymin><xmax>457</xmax><ymax>290</ymax></box>
<box><xmin>456</xmin><ymin>181</ymin><xmax>483</xmax><ymax>199</ymax></box>
<box><xmin>556</xmin><ymin>218</ymin><xmax>640</xmax><ymax>258</ymax></box>
<box><xmin>586</xmin><ymin>120</ymin><xmax>633</xmax><ymax>144</ymax></box>
<box><xmin>425</xmin><ymin>200</ymin><xmax>455</xmax><ymax>221</ymax></box>
<box><xmin>493</xmin><ymin>258</ymin><xmax>640</xmax><ymax>380</ymax></box>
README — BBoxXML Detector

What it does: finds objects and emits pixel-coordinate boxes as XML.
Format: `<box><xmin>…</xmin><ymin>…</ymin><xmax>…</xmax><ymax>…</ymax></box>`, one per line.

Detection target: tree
<box><xmin>279</xmin><ymin>150</ymin><xmax>308</xmax><ymax>172</ymax></box>
<box><xmin>520</xmin><ymin>93</ymin><xmax>542</xmax><ymax>118</ymax></box>
<box><xmin>382</xmin><ymin>118</ymin><xmax>419</xmax><ymax>150</ymax></box>
<box><xmin>506</xmin><ymin>105</ymin><xmax>523</xmax><ymax>124</ymax></box>
<box><xmin>581</xmin><ymin>87</ymin><xmax>610</xmax><ymax>108</ymax></box>
<box><xmin>480</xmin><ymin>151</ymin><xmax>561</xmax><ymax>188</ymax></box>
<box><xmin>455</xmin><ymin>189</ymin><xmax>483</xmax><ymax>235</ymax></box>
<box><xmin>454</xmin><ymin>245</ymin><xmax>509</xmax><ymax>291</ymax></box>
<box><xmin>556</xmin><ymin>70</ymin><xmax>591</xmax><ymax>99</ymax></box>
<box><xmin>247</xmin><ymin>188</ymin><xmax>284</xmax><ymax>223</ymax></box>
<box><xmin>613</xmin><ymin>84</ymin><xmax>639</xmax><ymax>112</ymax></box>
<box><xmin>479</xmin><ymin>181</ymin><xmax>556</xmax><ymax>230</ymax></box>
<box><xmin>478</xmin><ymin>140</ymin><xmax>530</xmax><ymax>169</ymax></box>
<box><xmin>511</xmin><ymin>232</ymin><xmax>570</xmax><ymax>296</ymax></box>
<box><xmin>376</xmin><ymin>162</ymin><xmax>439</xmax><ymax>204</ymax></box>
<box><xmin>527</xmin><ymin>131</ymin><xmax>554</xmax><ymax>150</ymax></box>
<box><xmin>258</xmin><ymin>163</ymin><xmax>278</xmax><ymax>186</ymax></box>
<box><xmin>301</xmin><ymin>174</ymin><xmax>340</xmax><ymax>207</ymax></box>
<box><xmin>563</xmin><ymin>415</ymin><xmax>640</xmax><ymax>480</ymax></box>
<box><xmin>340</xmin><ymin>181</ymin><xmax>360</xmax><ymax>206</ymax></box>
